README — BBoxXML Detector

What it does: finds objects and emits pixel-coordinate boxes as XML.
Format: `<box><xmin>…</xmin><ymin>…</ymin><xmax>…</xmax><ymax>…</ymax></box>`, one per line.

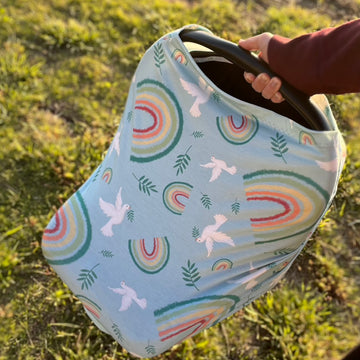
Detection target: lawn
<box><xmin>0</xmin><ymin>0</ymin><xmax>359</xmax><ymax>359</ymax></box>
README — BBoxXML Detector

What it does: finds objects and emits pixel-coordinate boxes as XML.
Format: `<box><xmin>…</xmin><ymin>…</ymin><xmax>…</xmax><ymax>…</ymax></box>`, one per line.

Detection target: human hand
<box><xmin>238</xmin><ymin>33</ymin><xmax>284</xmax><ymax>103</ymax></box>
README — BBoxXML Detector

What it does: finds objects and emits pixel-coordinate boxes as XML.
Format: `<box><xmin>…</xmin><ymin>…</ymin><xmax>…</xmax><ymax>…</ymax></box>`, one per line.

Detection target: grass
<box><xmin>1</xmin><ymin>0</ymin><xmax>359</xmax><ymax>359</ymax></box>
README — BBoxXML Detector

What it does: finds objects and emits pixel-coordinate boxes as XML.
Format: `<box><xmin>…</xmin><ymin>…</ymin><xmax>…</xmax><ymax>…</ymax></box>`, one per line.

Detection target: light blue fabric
<box><xmin>42</xmin><ymin>25</ymin><xmax>346</xmax><ymax>358</ymax></box>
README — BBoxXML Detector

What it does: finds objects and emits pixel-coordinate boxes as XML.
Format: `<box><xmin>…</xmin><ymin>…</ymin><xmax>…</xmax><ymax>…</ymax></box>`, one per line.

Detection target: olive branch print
<box><xmin>212</xmin><ymin>91</ymin><xmax>221</xmax><ymax>103</ymax></box>
<box><xmin>271</xmin><ymin>132</ymin><xmax>288</xmax><ymax>163</ymax></box>
<box><xmin>127</xmin><ymin>209</ymin><xmax>134</xmax><ymax>222</ymax></box>
<box><xmin>192</xmin><ymin>226</ymin><xmax>200</xmax><ymax>239</ymax></box>
<box><xmin>112</xmin><ymin>323</ymin><xmax>124</xmax><ymax>342</ymax></box>
<box><xmin>100</xmin><ymin>249</ymin><xmax>114</xmax><ymax>258</ymax></box>
<box><xmin>91</xmin><ymin>164</ymin><xmax>102</xmax><ymax>183</ymax></box>
<box><xmin>191</xmin><ymin>130</ymin><xmax>204</xmax><ymax>139</ymax></box>
<box><xmin>182</xmin><ymin>260</ymin><xmax>201</xmax><ymax>291</ymax></box>
<box><xmin>145</xmin><ymin>343</ymin><xmax>156</xmax><ymax>356</ymax></box>
<box><xmin>201</xmin><ymin>193</ymin><xmax>212</xmax><ymax>209</ymax></box>
<box><xmin>77</xmin><ymin>263</ymin><xmax>100</xmax><ymax>290</ymax></box>
<box><xmin>174</xmin><ymin>146</ymin><xmax>192</xmax><ymax>175</ymax></box>
<box><xmin>154</xmin><ymin>43</ymin><xmax>165</xmax><ymax>73</ymax></box>
<box><xmin>132</xmin><ymin>173</ymin><xmax>158</xmax><ymax>196</ymax></box>
<box><xmin>231</xmin><ymin>199</ymin><xmax>241</xmax><ymax>214</ymax></box>
<box><xmin>127</xmin><ymin>111</ymin><xmax>133</xmax><ymax>123</ymax></box>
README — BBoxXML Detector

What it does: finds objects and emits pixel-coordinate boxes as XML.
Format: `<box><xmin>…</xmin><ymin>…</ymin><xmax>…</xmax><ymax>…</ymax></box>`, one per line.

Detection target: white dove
<box><xmin>315</xmin><ymin>133</ymin><xmax>345</xmax><ymax>173</ymax></box>
<box><xmin>315</xmin><ymin>158</ymin><xmax>339</xmax><ymax>172</ymax></box>
<box><xmin>109</xmin><ymin>130</ymin><xmax>121</xmax><ymax>157</ymax></box>
<box><xmin>108</xmin><ymin>281</ymin><xmax>147</xmax><ymax>312</ymax></box>
<box><xmin>201</xmin><ymin>156</ymin><xmax>237</xmax><ymax>182</ymax></box>
<box><xmin>227</xmin><ymin>266</ymin><xmax>268</xmax><ymax>290</ymax></box>
<box><xmin>196</xmin><ymin>214</ymin><xmax>234</xmax><ymax>257</ymax></box>
<box><xmin>180</xmin><ymin>77</ymin><xmax>213</xmax><ymax>117</ymax></box>
<box><xmin>99</xmin><ymin>187</ymin><xmax>130</xmax><ymax>237</ymax></box>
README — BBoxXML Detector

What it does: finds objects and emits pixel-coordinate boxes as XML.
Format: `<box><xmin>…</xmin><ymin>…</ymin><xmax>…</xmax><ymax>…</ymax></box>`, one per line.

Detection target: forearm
<box><xmin>268</xmin><ymin>19</ymin><xmax>360</xmax><ymax>95</ymax></box>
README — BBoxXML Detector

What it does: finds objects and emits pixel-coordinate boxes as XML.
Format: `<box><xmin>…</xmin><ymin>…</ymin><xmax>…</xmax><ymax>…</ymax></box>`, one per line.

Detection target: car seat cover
<box><xmin>42</xmin><ymin>25</ymin><xmax>346</xmax><ymax>358</ymax></box>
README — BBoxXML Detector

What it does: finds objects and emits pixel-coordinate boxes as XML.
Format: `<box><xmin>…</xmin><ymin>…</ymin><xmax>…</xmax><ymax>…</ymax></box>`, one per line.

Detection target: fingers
<box><xmin>244</xmin><ymin>72</ymin><xmax>256</xmax><ymax>83</ymax></box>
<box><xmin>244</xmin><ymin>72</ymin><xmax>284</xmax><ymax>103</ymax></box>
<box><xmin>240</xmin><ymin>33</ymin><xmax>283</xmax><ymax>103</ymax></box>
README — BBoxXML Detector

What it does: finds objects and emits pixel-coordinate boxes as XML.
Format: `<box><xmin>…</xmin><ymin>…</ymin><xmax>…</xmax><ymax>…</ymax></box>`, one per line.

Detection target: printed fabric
<box><xmin>42</xmin><ymin>25</ymin><xmax>346</xmax><ymax>358</ymax></box>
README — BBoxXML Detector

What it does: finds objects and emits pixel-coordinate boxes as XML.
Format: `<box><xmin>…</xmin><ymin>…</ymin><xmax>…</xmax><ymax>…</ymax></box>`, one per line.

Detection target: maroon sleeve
<box><xmin>267</xmin><ymin>19</ymin><xmax>360</xmax><ymax>96</ymax></box>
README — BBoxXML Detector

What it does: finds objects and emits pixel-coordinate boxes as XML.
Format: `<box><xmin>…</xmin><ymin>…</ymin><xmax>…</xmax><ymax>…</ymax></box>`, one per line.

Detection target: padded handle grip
<box><xmin>180</xmin><ymin>29</ymin><xmax>331</xmax><ymax>131</ymax></box>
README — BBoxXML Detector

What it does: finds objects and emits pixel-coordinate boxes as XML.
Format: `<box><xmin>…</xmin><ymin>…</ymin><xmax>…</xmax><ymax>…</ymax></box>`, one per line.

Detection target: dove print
<box><xmin>180</xmin><ymin>77</ymin><xmax>214</xmax><ymax>117</ymax></box>
<box><xmin>196</xmin><ymin>215</ymin><xmax>234</xmax><ymax>257</ymax></box>
<box><xmin>99</xmin><ymin>187</ymin><xmax>130</xmax><ymax>237</ymax></box>
<box><xmin>315</xmin><ymin>133</ymin><xmax>345</xmax><ymax>173</ymax></box>
<box><xmin>200</xmin><ymin>156</ymin><xmax>237</xmax><ymax>182</ymax></box>
<box><xmin>109</xmin><ymin>281</ymin><xmax>147</xmax><ymax>312</ymax></box>
<box><xmin>227</xmin><ymin>266</ymin><xmax>269</xmax><ymax>290</ymax></box>
<box><xmin>109</xmin><ymin>130</ymin><xmax>121</xmax><ymax>157</ymax></box>
<box><xmin>316</xmin><ymin>158</ymin><xmax>340</xmax><ymax>172</ymax></box>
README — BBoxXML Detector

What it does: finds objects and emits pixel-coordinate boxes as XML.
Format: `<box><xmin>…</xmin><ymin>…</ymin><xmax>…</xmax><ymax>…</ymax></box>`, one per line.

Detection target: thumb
<box><xmin>238</xmin><ymin>32</ymin><xmax>273</xmax><ymax>63</ymax></box>
<box><xmin>238</xmin><ymin>35</ymin><xmax>263</xmax><ymax>52</ymax></box>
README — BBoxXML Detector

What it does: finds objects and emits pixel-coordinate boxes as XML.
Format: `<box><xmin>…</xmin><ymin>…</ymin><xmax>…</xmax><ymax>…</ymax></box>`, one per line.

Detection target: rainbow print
<box><xmin>42</xmin><ymin>192</ymin><xmax>92</xmax><ymax>265</ymax></box>
<box><xmin>76</xmin><ymin>294</ymin><xmax>102</xmax><ymax>319</ymax></box>
<box><xmin>162</xmin><ymin>181</ymin><xmax>193</xmax><ymax>215</ymax></box>
<box><xmin>131</xmin><ymin>79</ymin><xmax>183</xmax><ymax>163</ymax></box>
<box><xmin>172</xmin><ymin>49</ymin><xmax>188</xmax><ymax>65</ymax></box>
<box><xmin>128</xmin><ymin>237</ymin><xmax>170</xmax><ymax>274</ymax></box>
<box><xmin>154</xmin><ymin>295</ymin><xmax>239</xmax><ymax>343</ymax></box>
<box><xmin>216</xmin><ymin>114</ymin><xmax>259</xmax><ymax>145</ymax></box>
<box><xmin>102</xmin><ymin>168</ymin><xmax>113</xmax><ymax>184</ymax></box>
<box><xmin>212</xmin><ymin>258</ymin><xmax>233</xmax><ymax>271</ymax></box>
<box><xmin>299</xmin><ymin>131</ymin><xmax>316</xmax><ymax>145</ymax></box>
<box><xmin>243</xmin><ymin>170</ymin><xmax>329</xmax><ymax>244</ymax></box>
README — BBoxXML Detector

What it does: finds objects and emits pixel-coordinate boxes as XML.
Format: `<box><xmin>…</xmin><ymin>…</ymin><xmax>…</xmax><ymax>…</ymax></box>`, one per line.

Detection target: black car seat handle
<box><xmin>180</xmin><ymin>29</ymin><xmax>331</xmax><ymax>131</ymax></box>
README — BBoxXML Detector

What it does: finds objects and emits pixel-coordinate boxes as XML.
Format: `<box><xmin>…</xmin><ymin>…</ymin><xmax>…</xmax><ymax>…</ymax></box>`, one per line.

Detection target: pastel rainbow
<box><xmin>76</xmin><ymin>295</ymin><xmax>102</xmax><ymax>319</ymax></box>
<box><xmin>128</xmin><ymin>237</ymin><xmax>170</xmax><ymax>274</ymax></box>
<box><xmin>172</xmin><ymin>49</ymin><xmax>188</xmax><ymax>65</ymax></box>
<box><xmin>212</xmin><ymin>258</ymin><xmax>233</xmax><ymax>271</ymax></box>
<box><xmin>163</xmin><ymin>182</ymin><xmax>193</xmax><ymax>215</ymax></box>
<box><xmin>216</xmin><ymin>114</ymin><xmax>259</xmax><ymax>145</ymax></box>
<box><xmin>131</xmin><ymin>79</ymin><xmax>183</xmax><ymax>163</ymax></box>
<box><xmin>243</xmin><ymin>170</ymin><xmax>329</xmax><ymax>244</ymax></box>
<box><xmin>299</xmin><ymin>131</ymin><xmax>316</xmax><ymax>145</ymax></box>
<box><xmin>42</xmin><ymin>192</ymin><xmax>92</xmax><ymax>265</ymax></box>
<box><xmin>102</xmin><ymin>168</ymin><xmax>113</xmax><ymax>184</ymax></box>
<box><xmin>154</xmin><ymin>295</ymin><xmax>239</xmax><ymax>343</ymax></box>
